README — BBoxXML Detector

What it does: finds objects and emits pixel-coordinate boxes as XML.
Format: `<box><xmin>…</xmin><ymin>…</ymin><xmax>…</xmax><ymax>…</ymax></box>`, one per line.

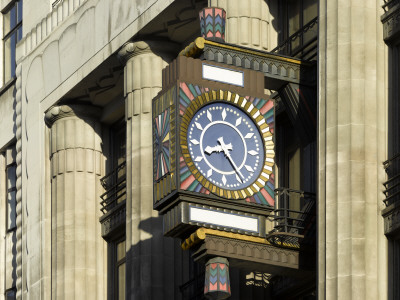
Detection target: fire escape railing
<box><xmin>382</xmin><ymin>0</ymin><xmax>399</xmax><ymax>12</ymax></box>
<box><xmin>100</xmin><ymin>161</ymin><xmax>126</xmax><ymax>214</ymax></box>
<box><xmin>267</xmin><ymin>188</ymin><xmax>316</xmax><ymax>247</ymax></box>
<box><xmin>179</xmin><ymin>271</ymin><xmax>206</xmax><ymax>300</ymax></box>
<box><xmin>383</xmin><ymin>153</ymin><xmax>400</xmax><ymax>207</ymax></box>
<box><xmin>271</xmin><ymin>16</ymin><xmax>318</xmax><ymax>61</ymax></box>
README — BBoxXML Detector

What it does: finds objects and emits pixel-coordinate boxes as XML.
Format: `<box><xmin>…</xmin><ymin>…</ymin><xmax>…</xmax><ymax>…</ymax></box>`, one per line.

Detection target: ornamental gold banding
<box><xmin>179</xmin><ymin>88</ymin><xmax>274</xmax><ymax>200</ymax></box>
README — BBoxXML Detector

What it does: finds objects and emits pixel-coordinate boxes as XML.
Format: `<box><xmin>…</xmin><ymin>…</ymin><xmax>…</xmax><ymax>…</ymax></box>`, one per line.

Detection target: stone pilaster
<box><xmin>209</xmin><ymin>0</ymin><xmax>276</xmax><ymax>50</ymax></box>
<box><xmin>318</xmin><ymin>1</ymin><xmax>387</xmax><ymax>299</ymax></box>
<box><xmin>45</xmin><ymin>105</ymin><xmax>106</xmax><ymax>299</ymax></box>
<box><xmin>118</xmin><ymin>41</ymin><xmax>179</xmax><ymax>299</ymax></box>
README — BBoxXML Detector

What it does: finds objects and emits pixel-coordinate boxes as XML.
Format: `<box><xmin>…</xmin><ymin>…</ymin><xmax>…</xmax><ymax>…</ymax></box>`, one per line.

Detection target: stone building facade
<box><xmin>0</xmin><ymin>0</ymin><xmax>392</xmax><ymax>299</ymax></box>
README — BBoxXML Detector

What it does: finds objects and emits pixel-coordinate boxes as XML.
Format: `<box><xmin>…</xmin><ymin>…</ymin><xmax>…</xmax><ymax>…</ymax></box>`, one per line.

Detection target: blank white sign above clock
<box><xmin>202</xmin><ymin>63</ymin><xmax>244</xmax><ymax>87</ymax></box>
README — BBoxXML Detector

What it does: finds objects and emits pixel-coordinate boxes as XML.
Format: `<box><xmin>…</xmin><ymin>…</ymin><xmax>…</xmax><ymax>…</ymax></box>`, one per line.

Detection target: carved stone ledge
<box><xmin>382</xmin><ymin>202</ymin><xmax>400</xmax><ymax>238</ymax></box>
<box><xmin>44</xmin><ymin>104</ymin><xmax>102</xmax><ymax>126</ymax></box>
<box><xmin>382</xmin><ymin>2</ymin><xmax>400</xmax><ymax>44</ymax></box>
<box><xmin>100</xmin><ymin>203</ymin><xmax>126</xmax><ymax>241</ymax></box>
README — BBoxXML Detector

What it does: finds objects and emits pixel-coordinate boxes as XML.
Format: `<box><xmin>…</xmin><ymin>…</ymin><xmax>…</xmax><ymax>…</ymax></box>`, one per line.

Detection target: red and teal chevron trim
<box><xmin>199</xmin><ymin>7</ymin><xmax>226</xmax><ymax>42</ymax></box>
<box><xmin>178</xmin><ymin>82</ymin><xmax>275</xmax><ymax>206</ymax></box>
<box><xmin>204</xmin><ymin>257</ymin><xmax>231</xmax><ymax>299</ymax></box>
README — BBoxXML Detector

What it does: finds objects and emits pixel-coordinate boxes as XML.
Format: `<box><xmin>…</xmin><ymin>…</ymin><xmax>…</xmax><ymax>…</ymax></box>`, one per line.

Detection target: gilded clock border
<box><xmin>180</xmin><ymin>88</ymin><xmax>274</xmax><ymax>200</ymax></box>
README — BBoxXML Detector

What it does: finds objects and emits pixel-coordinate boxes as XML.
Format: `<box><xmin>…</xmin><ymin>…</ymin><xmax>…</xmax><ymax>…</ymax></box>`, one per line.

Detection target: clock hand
<box><xmin>204</xmin><ymin>145</ymin><xmax>223</xmax><ymax>155</ymax></box>
<box><xmin>217</xmin><ymin>137</ymin><xmax>245</xmax><ymax>181</ymax></box>
<box><xmin>204</xmin><ymin>144</ymin><xmax>233</xmax><ymax>155</ymax></box>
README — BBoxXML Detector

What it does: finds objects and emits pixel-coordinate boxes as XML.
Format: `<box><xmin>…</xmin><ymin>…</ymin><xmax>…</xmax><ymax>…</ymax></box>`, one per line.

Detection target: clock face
<box><xmin>187</xmin><ymin>102</ymin><xmax>264</xmax><ymax>190</ymax></box>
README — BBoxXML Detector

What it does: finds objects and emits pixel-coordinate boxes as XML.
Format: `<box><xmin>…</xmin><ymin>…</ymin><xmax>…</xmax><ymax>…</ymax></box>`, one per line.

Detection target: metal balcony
<box><xmin>100</xmin><ymin>161</ymin><xmax>126</xmax><ymax>213</ymax></box>
<box><xmin>382</xmin><ymin>153</ymin><xmax>400</xmax><ymax>237</ymax></box>
<box><xmin>383</xmin><ymin>0</ymin><xmax>399</xmax><ymax>12</ymax></box>
<box><xmin>383</xmin><ymin>153</ymin><xmax>400</xmax><ymax>207</ymax></box>
<box><xmin>271</xmin><ymin>17</ymin><xmax>318</xmax><ymax>61</ymax></box>
<box><xmin>99</xmin><ymin>161</ymin><xmax>126</xmax><ymax>240</ymax></box>
<box><xmin>267</xmin><ymin>188</ymin><xmax>316</xmax><ymax>248</ymax></box>
<box><xmin>179</xmin><ymin>271</ymin><xmax>206</xmax><ymax>300</ymax></box>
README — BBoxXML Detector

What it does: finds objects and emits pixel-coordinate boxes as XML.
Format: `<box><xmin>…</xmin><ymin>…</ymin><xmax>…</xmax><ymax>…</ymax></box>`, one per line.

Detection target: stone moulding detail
<box><xmin>15</xmin><ymin>62</ymin><xmax>23</xmax><ymax>300</ymax></box>
<box><xmin>382</xmin><ymin>204</ymin><xmax>400</xmax><ymax>236</ymax></box>
<box><xmin>382</xmin><ymin>4</ymin><xmax>400</xmax><ymax>43</ymax></box>
<box><xmin>24</xmin><ymin>0</ymin><xmax>88</xmax><ymax>55</ymax></box>
<box><xmin>44</xmin><ymin>104</ymin><xmax>102</xmax><ymax>126</ymax></box>
<box><xmin>117</xmin><ymin>40</ymin><xmax>177</xmax><ymax>64</ymax></box>
<box><xmin>100</xmin><ymin>204</ymin><xmax>126</xmax><ymax>239</ymax></box>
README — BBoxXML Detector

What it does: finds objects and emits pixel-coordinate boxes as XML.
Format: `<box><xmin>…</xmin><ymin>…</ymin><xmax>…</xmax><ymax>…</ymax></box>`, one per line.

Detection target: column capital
<box><xmin>117</xmin><ymin>40</ymin><xmax>178</xmax><ymax>63</ymax></box>
<box><xmin>44</xmin><ymin>104</ymin><xmax>102</xmax><ymax>127</ymax></box>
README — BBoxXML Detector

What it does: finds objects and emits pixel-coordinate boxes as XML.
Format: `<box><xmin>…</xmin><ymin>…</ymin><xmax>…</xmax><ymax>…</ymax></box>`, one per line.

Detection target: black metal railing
<box><xmin>100</xmin><ymin>161</ymin><xmax>126</xmax><ymax>214</ymax></box>
<box><xmin>383</xmin><ymin>0</ymin><xmax>399</xmax><ymax>12</ymax></box>
<box><xmin>179</xmin><ymin>272</ymin><xmax>206</xmax><ymax>300</ymax></box>
<box><xmin>267</xmin><ymin>188</ymin><xmax>316</xmax><ymax>246</ymax></box>
<box><xmin>271</xmin><ymin>17</ymin><xmax>318</xmax><ymax>61</ymax></box>
<box><xmin>383</xmin><ymin>153</ymin><xmax>400</xmax><ymax>206</ymax></box>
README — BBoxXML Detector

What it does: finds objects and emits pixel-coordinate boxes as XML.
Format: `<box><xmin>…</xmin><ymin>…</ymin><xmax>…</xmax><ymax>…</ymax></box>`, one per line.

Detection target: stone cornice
<box><xmin>44</xmin><ymin>104</ymin><xmax>102</xmax><ymax>126</ymax></box>
<box><xmin>382</xmin><ymin>3</ymin><xmax>400</xmax><ymax>44</ymax></box>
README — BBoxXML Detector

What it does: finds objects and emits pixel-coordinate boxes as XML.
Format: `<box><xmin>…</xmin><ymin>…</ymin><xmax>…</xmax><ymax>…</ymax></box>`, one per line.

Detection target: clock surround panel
<box><xmin>153</xmin><ymin>57</ymin><xmax>275</xmax><ymax>237</ymax></box>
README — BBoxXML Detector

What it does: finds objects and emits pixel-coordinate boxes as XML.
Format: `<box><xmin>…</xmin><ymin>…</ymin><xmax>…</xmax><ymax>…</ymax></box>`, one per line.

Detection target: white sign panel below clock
<box><xmin>202</xmin><ymin>64</ymin><xmax>244</xmax><ymax>87</ymax></box>
<box><xmin>189</xmin><ymin>206</ymin><xmax>258</xmax><ymax>232</ymax></box>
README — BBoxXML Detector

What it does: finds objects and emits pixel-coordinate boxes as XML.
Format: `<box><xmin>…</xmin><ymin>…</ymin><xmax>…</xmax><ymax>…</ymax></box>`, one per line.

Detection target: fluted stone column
<box><xmin>319</xmin><ymin>1</ymin><xmax>387</xmax><ymax>299</ymax></box>
<box><xmin>118</xmin><ymin>41</ymin><xmax>179</xmax><ymax>299</ymax></box>
<box><xmin>45</xmin><ymin>105</ymin><xmax>106</xmax><ymax>299</ymax></box>
<box><xmin>209</xmin><ymin>0</ymin><xmax>277</xmax><ymax>50</ymax></box>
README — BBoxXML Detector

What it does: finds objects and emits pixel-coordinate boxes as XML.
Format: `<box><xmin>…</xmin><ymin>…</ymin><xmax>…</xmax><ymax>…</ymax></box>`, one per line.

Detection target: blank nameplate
<box><xmin>202</xmin><ymin>64</ymin><xmax>244</xmax><ymax>87</ymax></box>
<box><xmin>189</xmin><ymin>206</ymin><xmax>258</xmax><ymax>232</ymax></box>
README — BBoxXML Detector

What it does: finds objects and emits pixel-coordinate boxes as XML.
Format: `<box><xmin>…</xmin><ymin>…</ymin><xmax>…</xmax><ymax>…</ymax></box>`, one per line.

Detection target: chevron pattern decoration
<box><xmin>199</xmin><ymin>7</ymin><xmax>226</xmax><ymax>42</ymax></box>
<box><xmin>204</xmin><ymin>257</ymin><xmax>231</xmax><ymax>299</ymax></box>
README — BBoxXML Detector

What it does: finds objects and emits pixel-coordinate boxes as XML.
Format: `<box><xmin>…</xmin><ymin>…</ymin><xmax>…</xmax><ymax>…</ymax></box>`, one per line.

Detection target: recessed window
<box><xmin>5</xmin><ymin>288</ymin><xmax>16</xmax><ymax>300</ymax></box>
<box><xmin>5</xmin><ymin>146</ymin><xmax>16</xmax><ymax>231</ymax></box>
<box><xmin>3</xmin><ymin>0</ymin><xmax>22</xmax><ymax>84</ymax></box>
<box><xmin>114</xmin><ymin>239</ymin><xmax>126</xmax><ymax>300</ymax></box>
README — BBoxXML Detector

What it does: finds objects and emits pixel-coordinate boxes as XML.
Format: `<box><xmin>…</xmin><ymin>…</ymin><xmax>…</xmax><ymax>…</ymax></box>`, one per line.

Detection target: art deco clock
<box><xmin>187</xmin><ymin>102</ymin><xmax>264</xmax><ymax>190</ymax></box>
<box><xmin>152</xmin><ymin>56</ymin><xmax>274</xmax><ymax>238</ymax></box>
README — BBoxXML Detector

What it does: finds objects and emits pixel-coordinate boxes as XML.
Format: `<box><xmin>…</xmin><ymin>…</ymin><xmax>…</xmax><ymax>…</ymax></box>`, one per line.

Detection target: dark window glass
<box><xmin>3</xmin><ymin>0</ymin><xmax>22</xmax><ymax>84</ymax></box>
<box><xmin>278</xmin><ymin>0</ymin><xmax>317</xmax><ymax>58</ymax></box>
<box><xmin>6</xmin><ymin>146</ymin><xmax>16</xmax><ymax>231</ymax></box>
<box><xmin>114</xmin><ymin>239</ymin><xmax>126</xmax><ymax>300</ymax></box>
<box><xmin>5</xmin><ymin>289</ymin><xmax>16</xmax><ymax>300</ymax></box>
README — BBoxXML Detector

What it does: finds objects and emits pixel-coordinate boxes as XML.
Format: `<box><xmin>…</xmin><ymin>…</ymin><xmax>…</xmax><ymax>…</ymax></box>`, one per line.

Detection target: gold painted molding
<box><xmin>179</xmin><ymin>37</ymin><xmax>309</xmax><ymax>66</ymax></box>
<box><xmin>181</xmin><ymin>228</ymin><xmax>299</xmax><ymax>251</ymax></box>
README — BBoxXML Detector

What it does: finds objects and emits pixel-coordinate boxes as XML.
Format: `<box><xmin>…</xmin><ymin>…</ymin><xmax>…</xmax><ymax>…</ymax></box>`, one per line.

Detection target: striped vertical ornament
<box><xmin>204</xmin><ymin>257</ymin><xmax>231</xmax><ymax>300</ymax></box>
<box><xmin>199</xmin><ymin>7</ymin><xmax>226</xmax><ymax>43</ymax></box>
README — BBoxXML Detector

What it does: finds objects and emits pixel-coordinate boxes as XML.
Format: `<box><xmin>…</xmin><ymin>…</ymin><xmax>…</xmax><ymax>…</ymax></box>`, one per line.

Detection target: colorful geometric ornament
<box><xmin>204</xmin><ymin>257</ymin><xmax>231</xmax><ymax>300</ymax></box>
<box><xmin>154</xmin><ymin>108</ymin><xmax>171</xmax><ymax>180</ymax></box>
<box><xmin>178</xmin><ymin>82</ymin><xmax>275</xmax><ymax>206</ymax></box>
<box><xmin>199</xmin><ymin>7</ymin><xmax>226</xmax><ymax>43</ymax></box>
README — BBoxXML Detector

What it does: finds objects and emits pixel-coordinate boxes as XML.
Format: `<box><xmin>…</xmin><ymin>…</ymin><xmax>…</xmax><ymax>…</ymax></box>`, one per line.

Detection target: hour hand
<box><xmin>204</xmin><ymin>143</ymin><xmax>233</xmax><ymax>155</ymax></box>
<box><xmin>204</xmin><ymin>145</ymin><xmax>223</xmax><ymax>155</ymax></box>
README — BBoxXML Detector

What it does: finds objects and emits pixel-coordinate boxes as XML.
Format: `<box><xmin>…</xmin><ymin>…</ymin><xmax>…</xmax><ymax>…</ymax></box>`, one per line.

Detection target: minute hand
<box><xmin>217</xmin><ymin>137</ymin><xmax>245</xmax><ymax>181</ymax></box>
